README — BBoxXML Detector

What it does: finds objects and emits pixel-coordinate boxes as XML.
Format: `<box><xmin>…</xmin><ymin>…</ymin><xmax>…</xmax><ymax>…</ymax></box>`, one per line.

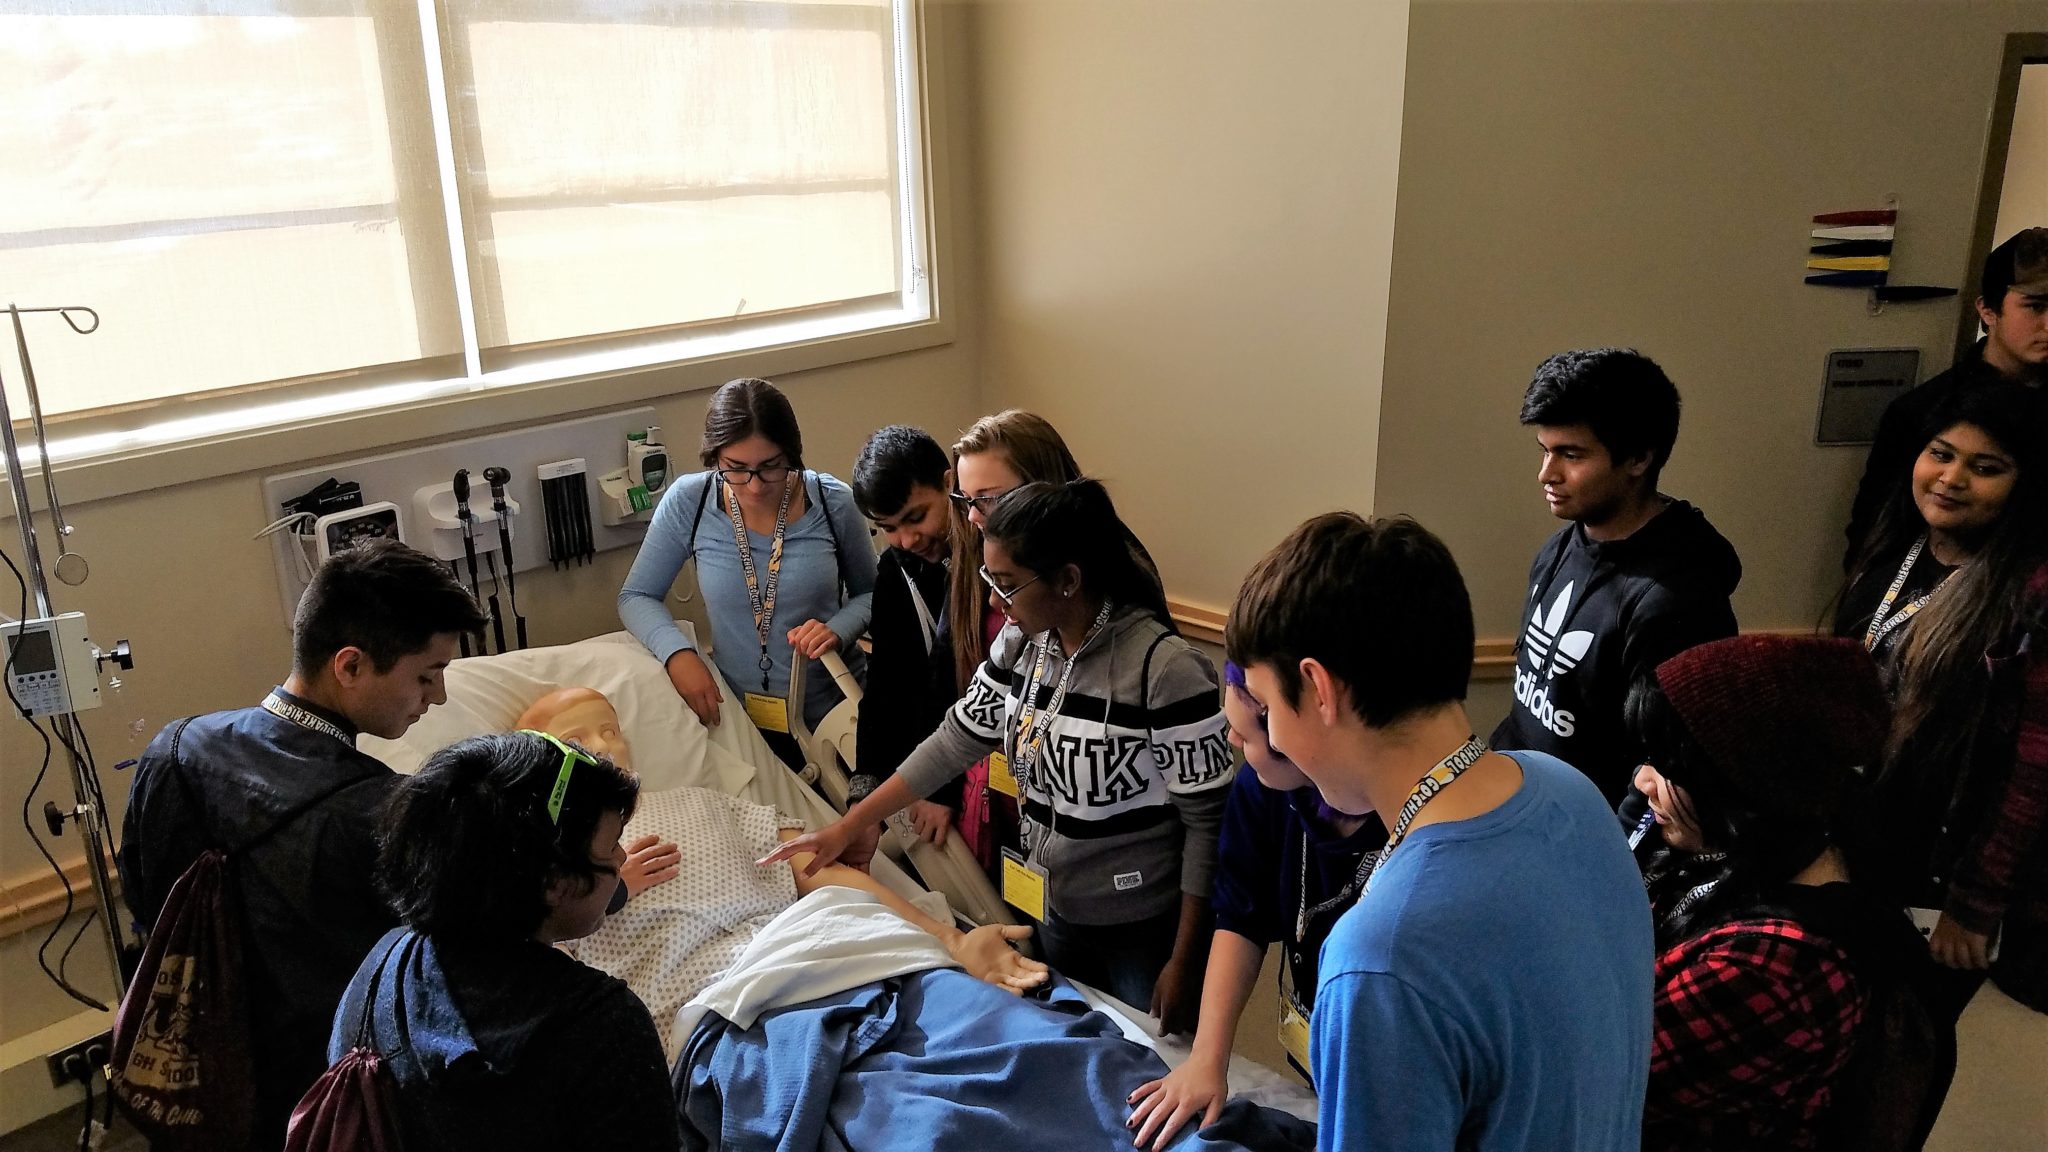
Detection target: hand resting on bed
<box><xmin>773</xmin><ymin>827</ymin><xmax>1048</xmax><ymax>995</ymax></box>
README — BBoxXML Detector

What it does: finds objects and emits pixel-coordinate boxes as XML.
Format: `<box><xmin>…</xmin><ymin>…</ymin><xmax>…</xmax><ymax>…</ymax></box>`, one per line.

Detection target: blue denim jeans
<box><xmin>1032</xmin><ymin>905</ymin><xmax>1179</xmax><ymax>1009</ymax></box>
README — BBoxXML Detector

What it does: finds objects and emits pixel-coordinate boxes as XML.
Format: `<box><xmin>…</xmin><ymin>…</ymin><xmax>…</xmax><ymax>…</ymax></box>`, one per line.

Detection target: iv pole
<box><xmin>1</xmin><ymin>302</ymin><xmax>129</xmax><ymax>1002</ymax></box>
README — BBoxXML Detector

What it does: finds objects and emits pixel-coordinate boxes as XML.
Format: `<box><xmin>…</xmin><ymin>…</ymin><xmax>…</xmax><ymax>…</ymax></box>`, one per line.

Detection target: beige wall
<box><xmin>1381</xmin><ymin>1</ymin><xmax>2048</xmax><ymax>662</ymax></box>
<box><xmin>1995</xmin><ymin>62</ymin><xmax>2048</xmax><ymax>245</ymax></box>
<box><xmin>967</xmin><ymin>0</ymin><xmax>1411</xmax><ymax>611</ymax></box>
<box><xmin>0</xmin><ymin>5</ymin><xmax>984</xmax><ymax>1106</ymax></box>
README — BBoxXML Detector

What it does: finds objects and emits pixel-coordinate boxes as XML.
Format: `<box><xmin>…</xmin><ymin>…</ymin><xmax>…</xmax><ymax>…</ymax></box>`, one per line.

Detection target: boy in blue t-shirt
<box><xmin>1224</xmin><ymin>513</ymin><xmax>1653</xmax><ymax>1152</ymax></box>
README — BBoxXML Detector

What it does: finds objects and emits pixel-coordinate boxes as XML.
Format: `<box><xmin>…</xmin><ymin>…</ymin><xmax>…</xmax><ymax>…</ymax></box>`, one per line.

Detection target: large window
<box><xmin>0</xmin><ymin>0</ymin><xmax>929</xmax><ymax>438</ymax></box>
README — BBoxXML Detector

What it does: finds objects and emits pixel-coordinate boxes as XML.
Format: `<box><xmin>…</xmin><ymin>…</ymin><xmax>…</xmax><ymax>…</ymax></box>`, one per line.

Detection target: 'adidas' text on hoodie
<box><xmin>1491</xmin><ymin>500</ymin><xmax>1741</xmax><ymax>803</ymax></box>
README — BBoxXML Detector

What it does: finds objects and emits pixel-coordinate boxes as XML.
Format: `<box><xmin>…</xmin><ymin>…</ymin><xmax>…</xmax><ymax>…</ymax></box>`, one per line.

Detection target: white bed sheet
<box><xmin>361</xmin><ymin>630</ymin><xmax>1318</xmax><ymax>1124</ymax></box>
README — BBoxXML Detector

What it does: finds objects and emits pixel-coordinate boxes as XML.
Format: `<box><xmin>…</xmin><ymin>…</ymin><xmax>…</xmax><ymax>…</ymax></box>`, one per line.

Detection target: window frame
<box><xmin>1</xmin><ymin>0</ymin><xmax>953</xmax><ymax>508</ymax></box>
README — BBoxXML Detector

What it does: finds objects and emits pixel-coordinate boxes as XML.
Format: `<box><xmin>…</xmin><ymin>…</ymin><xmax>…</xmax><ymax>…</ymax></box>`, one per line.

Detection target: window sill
<box><xmin>4</xmin><ymin>307</ymin><xmax>953</xmax><ymax>512</ymax></box>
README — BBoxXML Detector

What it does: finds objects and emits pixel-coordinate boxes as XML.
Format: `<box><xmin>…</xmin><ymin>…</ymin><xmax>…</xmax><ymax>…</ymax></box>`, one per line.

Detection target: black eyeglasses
<box><xmin>719</xmin><ymin>460</ymin><xmax>793</xmax><ymax>486</ymax></box>
<box><xmin>978</xmin><ymin>563</ymin><xmax>1042</xmax><ymax>607</ymax></box>
<box><xmin>949</xmin><ymin>488</ymin><xmax>1013</xmax><ymax>516</ymax></box>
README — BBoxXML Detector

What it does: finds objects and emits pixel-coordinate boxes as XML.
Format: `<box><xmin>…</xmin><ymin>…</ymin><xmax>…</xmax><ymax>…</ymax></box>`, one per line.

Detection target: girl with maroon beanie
<box><xmin>1629</xmin><ymin>635</ymin><xmax>1939</xmax><ymax>1152</ymax></box>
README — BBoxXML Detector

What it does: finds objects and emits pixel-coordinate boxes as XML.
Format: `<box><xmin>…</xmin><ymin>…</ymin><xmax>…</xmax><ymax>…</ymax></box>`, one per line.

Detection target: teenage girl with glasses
<box><xmin>326</xmin><ymin>731</ymin><xmax>678</xmax><ymax>1151</ymax></box>
<box><xmin>941</xmin><ymin>411</ymin><xmax>1163</xmax><ymax>874</ymax></box>
<box><xmin>619</xmin><ymin>378</ymin><xmax>878</xmax><ymax>770</ymax></box>
<box><xmin>766</xmin><ymin>480</ymin><xmax>1231</xmax><ymax>1033</ymax></box>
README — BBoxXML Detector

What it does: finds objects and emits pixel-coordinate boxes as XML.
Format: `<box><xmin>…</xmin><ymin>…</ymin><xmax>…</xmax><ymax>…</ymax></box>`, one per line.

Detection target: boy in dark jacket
<box><xmin>849</xmin><ymin>426</ymin><xmax>964</xmax><ymax>844</ymax></box>
<box><xmin>118</xmin><ymin>541</ymin><xmax>486</xmax><ymax>1150</ymax></box>
<box><xmin>1492</xmin><ymin>348</ymin><xmax>1741</xmax><ymax>805</ymax></box>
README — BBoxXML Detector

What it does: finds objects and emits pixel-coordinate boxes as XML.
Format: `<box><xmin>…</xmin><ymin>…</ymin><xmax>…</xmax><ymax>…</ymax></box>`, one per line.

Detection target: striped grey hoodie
<box><xmin>897</xmin><ymin>605</ymin><xmax>1235</xmax><ymax>924</ymax></box>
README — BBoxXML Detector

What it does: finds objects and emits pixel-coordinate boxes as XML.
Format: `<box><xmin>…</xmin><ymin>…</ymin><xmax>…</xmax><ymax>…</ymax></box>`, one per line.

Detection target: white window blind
<box><xmin>0</xmin><ymin>0</ymin><xmax>929</xmax><ymax>428</ymax></box>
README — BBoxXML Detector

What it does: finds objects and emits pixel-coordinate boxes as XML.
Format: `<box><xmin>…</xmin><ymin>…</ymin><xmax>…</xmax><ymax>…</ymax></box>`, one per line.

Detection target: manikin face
<box><xmin>1913</xmin><ymin>422</ymin><xmax>2019</xmax><ymax>546</ymax></box>
<box><xmin>1632</xmin><ymin>762</ymin><xmax>1706</xmax><ymax>853</ymax></box>
<box><xmin>1222</xmin><ymin>682</ymin><xmax>1311</xmax><ymax>791</ymax></box>
<box><xmin>717</xmin><ymin>433</ymin><xmax>797</xmax><ymax>514</ymax></box>
<box><xmin>954</xmin><ymin>451</ymin><xmax>1026</xmax><ymax>530</ymax></box>
<box><xmin>1978</xmin><ymin>289</ymin><xmax>2048</xmax><ymax>373</ymax></box>
<box><xmin>1533</xmin><ymin>424</ymin><xmax>1649</xmax><ymax>528</ymax></box>
<box><xmin>538</xmin><ymin>810</ymin><xmax>626</xmax><ymax>944</ymax></box>
<box><xmin>338</xmin><ymin>633</ymin><xmax>458</xmax><ymax>741</ymax></box>
<box><xmin>871</xmin><ymin>480</ymin><xmax>953</xmax><ymax>564</ymax></box>
<box><xmin>517</xmin><ymin>688</ymin><xmax>633</xmax><ymax>771</ymax></box>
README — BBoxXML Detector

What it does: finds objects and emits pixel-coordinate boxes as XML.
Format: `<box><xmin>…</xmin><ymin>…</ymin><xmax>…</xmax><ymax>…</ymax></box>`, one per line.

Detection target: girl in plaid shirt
<box><xmin>1628</xmin><ymin>636</ymin><xmax>1934</xmax><ymax>1152</ymax></box>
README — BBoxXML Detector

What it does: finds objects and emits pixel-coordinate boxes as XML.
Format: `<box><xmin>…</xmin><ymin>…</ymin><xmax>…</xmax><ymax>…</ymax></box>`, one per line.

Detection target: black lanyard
<box><xmin>262</xmin><ymin>691</ymin><xmax>353</xmax><ymax>747</ymax></box>
<box><xmin>1864</xmin><ymin>535</ymin><xmax>1953</xmax><ymax>653</ymax></box>
<box><xmin>1281</xmin><ymin>736</ymin><xmax>1487</xmax><ymax>1017</ymax></box>
<box><xmin>724</xmin><ymin>477</ymin><xmax>794</xmax><ymax>692</ymax></box>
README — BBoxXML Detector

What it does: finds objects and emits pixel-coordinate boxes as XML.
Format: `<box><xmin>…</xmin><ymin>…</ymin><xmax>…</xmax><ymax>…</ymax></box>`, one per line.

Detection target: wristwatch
<box><xmin>846</xmin><ymin>773</ymin><xmax>882</xmax><ymax>805</ymax></box>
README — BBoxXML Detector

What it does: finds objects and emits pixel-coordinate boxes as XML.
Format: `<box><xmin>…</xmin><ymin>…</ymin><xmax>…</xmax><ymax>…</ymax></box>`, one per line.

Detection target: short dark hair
<box><xmin>852</xmin><ymin>425</ymin><xmax>950</xmax><ymax>518</ymax></box>
<box><xmin>1518</xmin><ymin>348</ymin><xmax>1682</xmax><ymax>486</ymax></box>
<box><xmin>1980</xmin><ymin>226</ymin><xmax>2048</xmax><ymax>308</ymax></box>
<box><xmin>1226</xmin><ymin>514</ymin><xmax>1472</xmax><ymax>727</ymax></box>
<box><xmin>700</xmin><ymin>377</ymin><xmax>804</xmax><ymax>470</ymax></box>
<box><xmin>292</xmin><ymin>539</ymin><xmax>486</xmax><ymax>675</ymax></box>
<box><xmin>377</xmin><ymin>732</ymin><xmax>640</xmax><ymax>941</ymax></box>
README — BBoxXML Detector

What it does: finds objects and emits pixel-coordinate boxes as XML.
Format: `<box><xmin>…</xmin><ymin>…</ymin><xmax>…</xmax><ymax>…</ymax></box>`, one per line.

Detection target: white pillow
<box><xmin>358</xmin><ymin>629</ymin><xmax>760</xmax><ymax>795</ymax></box>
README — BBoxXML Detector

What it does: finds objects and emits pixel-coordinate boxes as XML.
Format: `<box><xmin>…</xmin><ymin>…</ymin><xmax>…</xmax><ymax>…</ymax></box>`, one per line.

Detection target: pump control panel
<box><xmin>3</xmin><ymin>613</ymin><xmax>101</xmax><ymax>717</ymax></box>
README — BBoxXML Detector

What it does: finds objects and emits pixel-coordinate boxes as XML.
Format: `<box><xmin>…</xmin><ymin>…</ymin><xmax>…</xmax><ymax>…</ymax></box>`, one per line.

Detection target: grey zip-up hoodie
<box><xmin>897</xmin><ymin>606</ymin><xmax>1235</xmax><ymax>924</ymax></box>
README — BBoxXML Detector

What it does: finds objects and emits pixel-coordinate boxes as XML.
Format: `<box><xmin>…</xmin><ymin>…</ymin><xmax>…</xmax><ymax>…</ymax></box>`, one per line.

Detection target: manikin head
<box><xmin>517</xmin><ymin>686</ymin><xmax>633</xmax><ymax>772</ymax></box>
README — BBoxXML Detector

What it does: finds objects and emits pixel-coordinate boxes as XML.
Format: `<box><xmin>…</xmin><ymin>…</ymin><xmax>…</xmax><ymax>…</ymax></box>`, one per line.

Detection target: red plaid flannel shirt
<box><xmin>1645</xmin><ymin>918</ymin><xmax>1866</xmax><ymax>1152</ymax></box>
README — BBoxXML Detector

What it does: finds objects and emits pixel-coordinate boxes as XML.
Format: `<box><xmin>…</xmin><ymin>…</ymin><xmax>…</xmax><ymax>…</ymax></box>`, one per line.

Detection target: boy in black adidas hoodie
<box><xmin>1492</xmin><ymin>349</ymin><xmax>1741</xmax><ymax>805</ymax></box>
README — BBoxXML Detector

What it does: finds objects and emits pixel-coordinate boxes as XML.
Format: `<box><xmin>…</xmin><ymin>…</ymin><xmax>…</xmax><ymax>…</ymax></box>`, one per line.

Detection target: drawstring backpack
<box><xmin>109</xmin><ymin>718</ymin><xmax>381</xmax><ymax>1149</ymax></box>
<box><xmin>284</xmin><ymin>931</ymin><xmax>412</xmax><ymax>1152</ymax></box>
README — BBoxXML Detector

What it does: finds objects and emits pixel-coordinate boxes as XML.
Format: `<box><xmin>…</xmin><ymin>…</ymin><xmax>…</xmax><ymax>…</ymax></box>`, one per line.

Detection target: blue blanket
<box><xmin>675</xmin><ymin>971</ymin><xmax>1314</xmax><ymax>1152</ymax></box>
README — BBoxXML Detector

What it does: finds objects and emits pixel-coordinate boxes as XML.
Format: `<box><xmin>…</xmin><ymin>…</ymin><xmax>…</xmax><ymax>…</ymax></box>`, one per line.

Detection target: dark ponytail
<box><xmin>984</xmin><ymin>479</ymin><xmax>1174</xmax><ymax>630</ymax></box>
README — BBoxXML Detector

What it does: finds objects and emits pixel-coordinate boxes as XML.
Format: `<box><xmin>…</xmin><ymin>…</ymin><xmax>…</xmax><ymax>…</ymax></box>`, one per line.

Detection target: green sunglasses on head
<box><xmin>519</xmin><ymin>729</ymin><xmax>598</xmax><ymax>825</ymax></box>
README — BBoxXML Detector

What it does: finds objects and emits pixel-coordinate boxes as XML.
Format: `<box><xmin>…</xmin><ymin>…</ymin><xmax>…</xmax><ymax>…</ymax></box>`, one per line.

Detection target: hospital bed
<box><xmin>360</xmin><ymin>631</ymin><xmax>1317</xmax><ymax>1142</ymax></box>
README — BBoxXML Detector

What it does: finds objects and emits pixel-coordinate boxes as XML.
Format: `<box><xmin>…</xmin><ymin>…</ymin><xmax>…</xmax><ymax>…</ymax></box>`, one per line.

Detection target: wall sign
<box><xmin>1816</xmin><ymin>348</ymin><xmax>1920</xmax><ymax>445</ymax></box>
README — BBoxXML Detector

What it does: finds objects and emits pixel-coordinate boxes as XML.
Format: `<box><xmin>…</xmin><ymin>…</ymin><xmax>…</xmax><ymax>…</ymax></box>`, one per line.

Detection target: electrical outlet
<box><xmin>45</xmin><ymin>1031</ymin><xmax>110</xmax><ymax>1087</ymax></box>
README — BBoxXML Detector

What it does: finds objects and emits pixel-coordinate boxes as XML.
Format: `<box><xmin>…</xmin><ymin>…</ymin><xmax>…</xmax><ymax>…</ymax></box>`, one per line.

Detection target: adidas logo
<box><xmin>1523</xmin><ymin>582</ymin><xmax>1594</xmax><ymax>680</ymax></box>
<box><xmin>1513</xmin><ymin>582</ymin><xmax>1590</xmax><ymax>738</ymax></box>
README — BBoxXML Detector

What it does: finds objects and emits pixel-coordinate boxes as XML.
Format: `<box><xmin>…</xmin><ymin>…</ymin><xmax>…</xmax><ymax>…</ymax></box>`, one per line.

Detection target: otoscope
<box><xmin>483</xmin><ymin>466</ymin><xmax>527</xmax><ymax>650</ymax></box>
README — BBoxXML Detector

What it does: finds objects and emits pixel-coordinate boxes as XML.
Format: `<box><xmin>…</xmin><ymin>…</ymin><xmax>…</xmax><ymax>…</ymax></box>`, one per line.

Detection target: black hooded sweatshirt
<box><xmin>330</xmin><ymin>928</ymin><xmax>681</xmax><ymax>1152</ymax></box>
<box><xmin>1490</xmin><ymin>500</ymin><xmax>1742</xmax><ymax>804</ymax></box>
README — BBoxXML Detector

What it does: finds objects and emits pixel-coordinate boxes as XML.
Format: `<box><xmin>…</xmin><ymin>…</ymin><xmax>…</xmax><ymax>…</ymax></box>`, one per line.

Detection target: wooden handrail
<box><xmin>1171</xmin><ymin>595</ymin><xmax>1794</xmax><ymax>683</ymax></box>
<box><xmin>0</xmin><ymin>854</ymin><xmax>118</xmax><ymax>941</ymax></box>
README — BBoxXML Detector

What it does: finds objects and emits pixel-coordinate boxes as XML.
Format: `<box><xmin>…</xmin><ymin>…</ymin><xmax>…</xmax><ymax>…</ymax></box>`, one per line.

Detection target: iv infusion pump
<box><xmin>3</xmin><ymin>613</ymin><xmax>102</xmax><ymax>717</ymax></box>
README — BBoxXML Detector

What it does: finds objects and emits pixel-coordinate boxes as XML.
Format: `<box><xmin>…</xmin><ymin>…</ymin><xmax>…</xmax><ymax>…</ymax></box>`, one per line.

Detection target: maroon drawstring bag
<box><xmin>284</xmin><ymin>1048</ymin><xmax>407</xmax><ymax>1152</ymax></box>
<box><xmin>108</xmin><ymin>846</ymin><xmax>255</xmax><ymax>1151</ymax></box>
<box><xmin>285</xmin><ymin>931</ymin><xmax>410</xmax><ymax>1152</ymax></box>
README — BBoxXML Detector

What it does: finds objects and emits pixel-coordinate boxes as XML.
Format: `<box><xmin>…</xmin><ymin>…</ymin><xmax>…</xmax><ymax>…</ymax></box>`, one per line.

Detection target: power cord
<box><xmin>0</xmin><ymin>545</ymin><xmax>108</xmax><ymax>1011</ymax></box>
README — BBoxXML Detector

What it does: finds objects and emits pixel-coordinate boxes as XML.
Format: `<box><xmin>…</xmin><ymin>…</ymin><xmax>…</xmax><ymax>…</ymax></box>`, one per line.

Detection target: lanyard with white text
<box><xmin>725</xmin><ymin>476</ymin><xmax>794</xmax><ymax>692</ymax></box>
<box><xmin>904</xmin><ymin>565</ymin><xmax>940</xmax><ymax>655</ymax></box>
<box><xmin>1864</xmin><ymin>535</ymin><xmax>1954</xmax><ymax>653</ymax></box>
<box><xmin>262</xmin><ymin>691</ymin><xmax>354</xmax><ymax>748</ymax></box>
<box><xmin>1009</xmin><ymin>601</ymin><xmax>1115</xmax><ymax>832</ymax></box>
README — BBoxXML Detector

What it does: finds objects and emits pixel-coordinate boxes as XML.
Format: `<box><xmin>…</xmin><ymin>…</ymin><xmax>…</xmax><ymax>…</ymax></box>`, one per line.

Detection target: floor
<box><xmin>3</xmin><ymin>981</ymin><xmax>2042</xmax><ymax>1151</ymax></box>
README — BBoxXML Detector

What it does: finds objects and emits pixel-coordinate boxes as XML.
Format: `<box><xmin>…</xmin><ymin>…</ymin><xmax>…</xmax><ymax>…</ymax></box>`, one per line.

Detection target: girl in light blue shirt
<box><xmin>619</xmin><ymin>378</ymin><xmax>876</xmax><ymax>764</ymax></box>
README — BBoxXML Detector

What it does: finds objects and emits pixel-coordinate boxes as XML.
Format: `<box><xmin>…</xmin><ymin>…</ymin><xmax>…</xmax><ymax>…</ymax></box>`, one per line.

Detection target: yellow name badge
<box><xmin>742</xmin><ymin>692</ymin><xmax>790</xmax><ymax>734</ymax></box>
<box><xmin>1000</xmin><ymin>848</ymin><xmax>1048</xmax><ymax>921</ymax></box>
<box><xmin>987</xmin><ymin>751</ymin><xmax>1020</xmax><ymax>798</ymax></box>
<box><xmin>1278</xmin><ymin>1001</ymin><xmax>1313</xmax><ymax>1074</ymax></box>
